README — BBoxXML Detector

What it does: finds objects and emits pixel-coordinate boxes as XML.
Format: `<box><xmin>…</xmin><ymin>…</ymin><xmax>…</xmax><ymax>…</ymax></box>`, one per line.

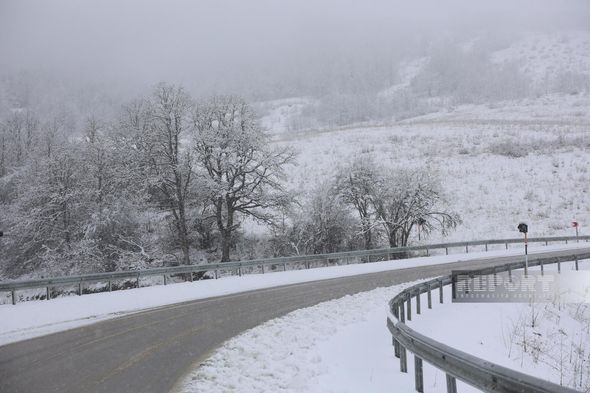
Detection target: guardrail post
<box><xmin>465</xmin><ymin>244</ymin><xmax>469</xmax><ymax>253</ymax></box>
<box><xmin>399</xmin><ymin>344</ymin><xmax>408</xmax><ymax>373</ymax></box>
<box><xmin>545</xmin><ymin>240</ymin><xmax>548</xmax><ymax>246</ymax></box>
<box><xmin>557</xmin><ymin>259</ymin><xmax>561</xmax><ymax>273</ymax></box>
<box><xmin>439</xmin><ymin>280</ymin><xmax>444</xmax><ymax>303</ymax></box>
<box><xmin>393</xmin><ymin>337</ymin><xmax>400</xmax><ymax>358</ymax></box>
<box><xmin>238</xmin><ymin>266</ymin><xmax>242</xmax><ymax>277</ymax></box>
<box><xmin>400</xmin><ymin>300</ymin><xmax>405</xmax><ymax>323</ymax></box>
<box><xmin>214</xmin><ymin>269</ymin><xmax>219</xmax><ymax>279</ymax></box>
<box><xmin>427</xmin><ymin>284</ymin><xmax>432</xmax><ymax>309</ymax></box>
<box><xmin>406</xmin><ymin>293</ymin><xmax>412</xmax><ymax>321</ymax></box>
<box><xmin>565</xmin><ymin>239</ymin><xmax>568</xmax><ymax>244</ymax></box>
<box><xmin>505</xmin><ymin>242</ymin><xmax>508</xmax><ymax>250</ymax></box>
<box><xmin>108</xmin><ymin>280</ymin><xmax>112</xmax><ymax>292</ymax></box>
<box><xmin>261</xmin><ymin>264</ymin><xmax>265</xmax><ymax>274</ymax></box>
<box><xmin>493</xmin><ymin>267</ymin><xmax>498</xmax><ymax>286</ymax></box>
<box><xmin>11</xmin><ymin>290</ymin><xmax>16</xmax><ymax>305</ymax></box>
<box><xmin>136</xmin><ymin>275</ymin><xmax>141</xmax><ymax>288</ymax></box>
<box><xmin>540</xmin><ymin>260</ymin><xmax>544</xmax><ymax>275</ymax></box>
<box><xmin>78</xmin><ymin>282</ymin><xmax>82</xmax><ymax>295</ymax></box>
<box><xmin>46</xmin><ymin>287</ymin><xmax>50</xmax><ymax>300</ymax></box>
<box><xmin>414</xmin><ymin>356</ymin><xmax>424</xmax><ymax>393</ymax></box>
<box><xmin>575</xmin><ymin>256</ymin><xmax>579</xmax><ymax>271</ymax></box>
<box><xmin>426</xmin><ymin>248</ymin><xmax>429</xmax><ymax>256</ymax></box>
<box><xmin>283</xmin><ymin>263</ymin><xmax>287</xmax><ymax>271</ymax></box>
<box><xmin>485</xmin><ymin>243</ymin><xmax>488</xmax><ymax>252</ymax></box>
<box><xmin>445</xmin><ymin>247</ymin><xmax>448</xmax><ymax>255</ymax></box>
<box><xmin>416</xmin><ymin>291</ymin><xmax>421</xmax><ymax>315</ymax></box>
<box><xmin>508</xmin><ymin>265</ymin><xmax>512</xmax><ymax>282</ymax></box>
<box><xmin>446</xmin><ymin>374</ymin><xmax>457</xmax><ymax>393</ymax></box>
<box><xmin>163</xmin><ymin>275</ymin><xmax>167</xmax><ymax>285</ymax></box>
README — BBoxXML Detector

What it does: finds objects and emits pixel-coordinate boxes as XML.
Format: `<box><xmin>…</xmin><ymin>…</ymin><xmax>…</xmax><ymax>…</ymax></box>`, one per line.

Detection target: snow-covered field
<box><xmin>1</xmin><ymin>242</ymin><xmax>586</xmax><ymax>347</ymax></box>
<box><xmin>177</xmin><ymin>258</ymin><xmax>590</xmax><ymax>393</ymax></box>
<box><xmin>492</xmin><ymin>31</ymin><xmax>590</xmax><ymax>86</ymax></box>
<box><xmin>252</xmin><ymin>32</ymin><xmax>590</xmax><ymax>249</ymax></box>
<box><xmin>408</xmin><ymin>261</ymin><xmax>590</xmax><ymax>392</ymax></box>
<box><xmin>277</xmin><ymin>94</ymin><xmax>590</xmax><ymax>244</ymax></box>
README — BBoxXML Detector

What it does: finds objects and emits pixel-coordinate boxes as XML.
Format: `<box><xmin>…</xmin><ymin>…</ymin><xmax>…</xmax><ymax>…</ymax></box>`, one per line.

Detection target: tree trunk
<box><xmin>362</xmin><ymin>221</ymin><xmax>372</xmax><ymax>250</ymax></box>
<box><xmin>388</xmin><ymin>230</ymin><xmax>397</xmax><ymax>248</ymax></box>
<box><xmin>176</xmin><ymin>205</ymin><xmax>191</xmax><ymax>265</ymax></box>
<box><xmin>221</xmin><ymin>230</ymin><xmax>231</xmax><ymax>262</ymax></box>
<box><xmin>220</xmin><ymin>204</ymin><xmax>235</xmax><ymax>262</ymax></box>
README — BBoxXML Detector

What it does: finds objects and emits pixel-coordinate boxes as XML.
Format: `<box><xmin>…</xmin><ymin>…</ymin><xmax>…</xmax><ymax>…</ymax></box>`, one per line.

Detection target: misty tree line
<box><xmin>0</xmin><ymin>83</ymin><xmax>458</xmax><ymax>279</ymax></box>
<box><xmin>271</xmin><ymin>156</ymin><xmax>460</xmax><ymax>257</ymax></box>
<box><xmin>286</xmin><ymin>39</ymin><xmax>590</xmax><ymax>130</ymax></box>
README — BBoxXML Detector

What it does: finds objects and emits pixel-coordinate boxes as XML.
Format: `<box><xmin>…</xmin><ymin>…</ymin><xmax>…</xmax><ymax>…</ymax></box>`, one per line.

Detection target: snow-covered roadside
<box><xmin>174</xmin><ymin>283</ymin><xmax>416</xmax><ymax>393</ymax></box>
<box><xmin>407</xmin><ymin>261</ymin><xmax>590</xmax><ymax>392</ymax></box>
<box><xmin>176</xmin><ymin>257</ymin><xmax>590</xmax><ymax>393</ymax></box>
<box><xmin>0</xmin><ymin>243</ymin><xmax>586</xmax><ymax>347</ymax></box>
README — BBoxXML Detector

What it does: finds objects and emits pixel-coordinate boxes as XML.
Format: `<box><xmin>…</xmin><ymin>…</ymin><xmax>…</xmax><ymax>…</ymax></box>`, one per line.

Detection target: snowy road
<box><xmin>1</xmin><ymin>247</ymin><xmax>589</xmax><ymax>393</ymax></box>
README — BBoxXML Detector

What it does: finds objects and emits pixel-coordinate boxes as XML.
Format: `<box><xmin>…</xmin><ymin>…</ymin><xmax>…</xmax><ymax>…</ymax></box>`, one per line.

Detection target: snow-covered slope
<box><xmin>278</xmin><ymin>93</ymin><xmax>590</xmax><ymax>243</ymax></box>
<box><xmin>492</xmin><ymin>31</ymin><xmax>590</xmax><ymax>86</ymax></box>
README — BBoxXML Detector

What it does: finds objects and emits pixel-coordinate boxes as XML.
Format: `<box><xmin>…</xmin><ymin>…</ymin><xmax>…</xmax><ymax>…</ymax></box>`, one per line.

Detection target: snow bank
<box><xmin>175</xmin><ymin>284</ymin><xmax>415</xmax><ymax>393</ymax></box>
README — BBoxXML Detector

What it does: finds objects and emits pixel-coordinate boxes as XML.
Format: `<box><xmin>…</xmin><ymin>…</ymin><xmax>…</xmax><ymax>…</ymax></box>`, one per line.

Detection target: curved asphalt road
<box><xmin>1</xmin><ymin>247</ymin><xmax>588</xmax><ymax>393</ymax></box>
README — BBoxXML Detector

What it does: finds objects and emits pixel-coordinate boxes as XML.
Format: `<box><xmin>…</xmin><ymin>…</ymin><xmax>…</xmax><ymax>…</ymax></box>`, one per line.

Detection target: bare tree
<box><xmin>4</xmin><ymin>146</ymin><xmax>89</xmax><ymax>275</ymax></box>
<box><xmin>193</xmin><ymin>96</ymin><xmax>295</xmax><ymax>262</ymax></box>
<box><xmin>334</xmin><ymin>155</ymin><xmax>380</xmax><ymax>249</ymax></box>
<box><xmin>121</xmin><ymin>83</ymin><xmax>195</xmax><ymax>265</ymax></box>
<box><xmin>372</xmin><ymin>168</ymin><xmax>460</xmax><ymax>248</ymax></box>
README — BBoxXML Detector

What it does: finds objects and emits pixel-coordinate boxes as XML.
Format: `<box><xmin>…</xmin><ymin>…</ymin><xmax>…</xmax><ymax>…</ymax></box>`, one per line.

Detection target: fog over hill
<box><xmin>1</xmin><ymin>0</ymin><xmax>589</xmax><ymax>106</ymax></box>
<box><xmin>1</xmin><ymin>1</ymin><xmax>590</xmax><ymax>282</ymax></box>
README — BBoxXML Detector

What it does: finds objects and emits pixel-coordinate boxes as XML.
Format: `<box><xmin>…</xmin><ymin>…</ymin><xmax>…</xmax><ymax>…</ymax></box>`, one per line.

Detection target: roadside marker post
<box><xmin>518</xmin><ymin>222</ymin><xmax>528</xmax><ymax>275</ymax></box>
<box><xmin>573</xmin><ymin>220</ymin><xmax>579</xmax><ymax>242</ymax></box>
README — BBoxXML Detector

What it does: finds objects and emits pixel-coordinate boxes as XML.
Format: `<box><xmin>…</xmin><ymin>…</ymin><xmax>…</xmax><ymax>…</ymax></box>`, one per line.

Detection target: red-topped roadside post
<box><xmin>572</xmin><ymin>220</ymin><xmax>579</xmax><ymax>242</ymax></box>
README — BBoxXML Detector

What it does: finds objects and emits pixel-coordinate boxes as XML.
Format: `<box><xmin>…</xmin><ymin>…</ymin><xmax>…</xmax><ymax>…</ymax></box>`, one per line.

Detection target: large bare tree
<box><xmin>334</xmin><ymin>155</ymin><xmax>380</xmax><ymax>250</ymax></box>
<box><xmin>372</xmin><ymin>169</ymin><xmax>460</xmax><ymax>248</ymax></box>
<box><xmin>121</xmin><ymin>83</ymin><xmax>195</xmax><ymax>265</ymax></box>
<box><xmin>193</xmin><ymin>96</ymin><xmax>294</xmax><ymax>262</ymax></box>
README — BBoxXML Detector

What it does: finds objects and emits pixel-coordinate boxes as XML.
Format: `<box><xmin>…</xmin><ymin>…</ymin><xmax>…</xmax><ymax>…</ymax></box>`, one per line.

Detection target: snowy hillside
<box><xmin>259</xmin><ymin>31</ymin><xmax>590</xmax><ymax>133</ymax></box>
<box><xmin>277</xmin><ymin>93</ymin><xmax>590</xmax><ymax>243</ymax></box>
<box><xmin>492</xmin><ymin>31</ymin><xmax>590</xmax><ymax>87</ymax></box>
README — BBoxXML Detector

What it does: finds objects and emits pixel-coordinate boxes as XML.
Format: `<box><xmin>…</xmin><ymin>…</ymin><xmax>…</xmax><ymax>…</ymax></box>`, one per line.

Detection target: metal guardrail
<box><xmin>1</xmin><ymin>235</ymin><xmax>588</xmax><ymax>305</ymax></box>
<box><xmin>387</xmin><ymin>249</ymin><xmax>590</xmax><ymax>393</ymax></box>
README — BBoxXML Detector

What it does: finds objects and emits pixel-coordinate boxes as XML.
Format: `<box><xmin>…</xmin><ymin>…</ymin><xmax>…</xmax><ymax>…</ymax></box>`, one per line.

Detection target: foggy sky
<box><xmin>1</xmin><ymin>0</ymin><xmax>589</xmax><ymax>98</ymax></box>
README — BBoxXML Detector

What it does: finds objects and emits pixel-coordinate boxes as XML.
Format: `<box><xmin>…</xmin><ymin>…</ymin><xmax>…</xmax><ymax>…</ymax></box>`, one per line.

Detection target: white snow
<box><xmin>492</xmin><ymin>31</ymin><xmax>590</xmax><ymax>86</ymax></box>
<box><xmin>279</xmin><ymin>102</ymin><xmax>590</xmax><ymax>244</ymax></box>
<box><xmin>1</xmin><ymin>242</ymin><xmax>586</xmax><ymax>347</ymax></box>
<box><xmin>177</xmin><ymin>258</ymin><xmax>590</xmax><ymax>393</ymax></box>
<box><xmin>175</xmin><ymin>283</ymin><xmax>414</xmax><ymax>393</ymax></box>
<box><xmin>407</xmin><ymin>261</ymin><xmax>590</xmax><ymax>391</ymax></box>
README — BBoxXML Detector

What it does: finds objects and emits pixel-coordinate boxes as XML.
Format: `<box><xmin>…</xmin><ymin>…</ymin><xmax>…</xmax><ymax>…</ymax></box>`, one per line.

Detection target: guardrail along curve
<box><xmin>387</xmin><ymin>250</ymin><xmax>590</xmax><ymax>393</ymax></box>
<box><xmin>1</xmin><ymin>235</ymin><xmax>589</xmax><ymax>305</ymax></box>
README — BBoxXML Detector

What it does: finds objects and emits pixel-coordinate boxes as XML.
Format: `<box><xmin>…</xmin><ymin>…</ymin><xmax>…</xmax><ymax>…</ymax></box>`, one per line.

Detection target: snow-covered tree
<box><xmin>333</xmin><ymin>155</ymin><xmax>381</xmax><ymax>249</ymax></box>
<box><xmin>120</xmin><ymin>83</ymin><xmax>195</xmax><ymax>265</ymax></box>
<box><xmin>193</xmin><ymin>96</ymin><xmax>295</xmax><ymax>262</ymax></box>
<box><xmin>372</xmin><ymin>169</ymin><xmax>460</xmax><ymax>248</ymax></box>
